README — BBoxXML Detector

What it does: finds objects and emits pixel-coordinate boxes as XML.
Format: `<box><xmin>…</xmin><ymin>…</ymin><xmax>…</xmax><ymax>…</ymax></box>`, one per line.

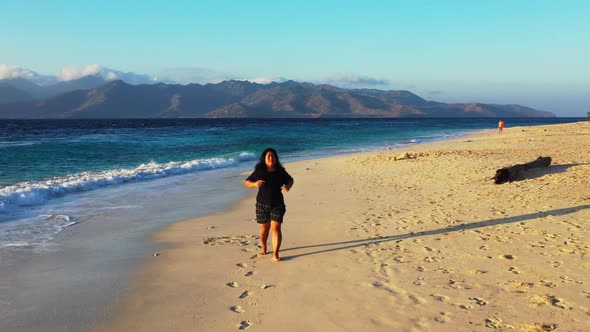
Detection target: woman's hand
<box><xmin>282</xmin><ymin>180</ymin><xmax>293</xmax><ymax>192</ymax></box>
<box><xmin>244</xmin><ymin>180</ymin><xmax>265</xmax><ymax>188</ymax></box>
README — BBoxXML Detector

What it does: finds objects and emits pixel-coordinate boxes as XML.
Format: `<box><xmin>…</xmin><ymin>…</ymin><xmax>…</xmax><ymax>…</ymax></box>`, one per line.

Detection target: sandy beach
<box><xmin>98</xmin><ymin>121</ymin><xmax>589</xmax><ymax>332</ymax></box>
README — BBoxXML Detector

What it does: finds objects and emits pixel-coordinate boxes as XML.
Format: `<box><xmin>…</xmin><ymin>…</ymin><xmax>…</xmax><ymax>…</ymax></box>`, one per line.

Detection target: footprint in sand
<box><xmin>431</xmin><ymin>294</ymin><xmax>449</xmax><ymax>302</ymax></box>
<box><xmin>230</xmin><ymin>305</ymin><xmax>245</xmax><ymax>313</ymax></box>
<box><xmin>529</xmin><ymin>294</ymin><xmax>572</xmax><ymax>309</ymax></box>
<box><xmin>529</xmin><ymin>242</ymin><xmax>546</xmax><ymax>248</ymax></box>
<box><xmin>469</xmin><ymin>297</ymin><xmax>488</xmax><ymax>306</ymax></box>
<box><xmin>509</xmin><ymin>267</ymin><xmax>520</xmax><ymax>274</ymax></box>
<box><xmin>434</xmin><ymin>312</ymin><xmax>451</xmax><ymax>323</ymax></box>
<box><xmin>239</xmin><ymin>291</ymin><xmax>251</xmax><ymax>299</ymax></box>
<box><xmin>238</xmin><ymin>320</ymin><xmax>253</xmax><ymax>330</ymax></box>
<box><xmin>485</xmin><ymin>317</ymin><xmax>512</xmax><ymax>329</ymax></box>
<box><xmin>559</xmin><ymin>275</ymin><xmax>582</xmax><ymax>284</ymax></box>
<box><xmin>244</xmin><ymin>271</ymin><xmax>256</xmax><ymax>277</ymax></box>
<box><xmin>548</xmin><ymin>296</ymin><xmax>572</xmax><ymax>309</ymax></box>
<box><xmin>539</xmin><ymin>280</ymin><xmax>557</xmax><ymax>288</ymax></box>
<box><xmin>521</xmin><ymin>323</ymin><xmax>558</xmax><ymax>331</ymax></box>
<box><xmin>236</xmin><ymin>263</ymin><xmax>248</xmax><ymax>268</ymax></box>
<box><xmin>501</xmin><ymin>281</ymin><xmax>534</xmax><ymax>289</ymax></box>
<box><xmin>456</xmin><ymin>303</ymin><xmax>472</xmax><ymax>310</ymax></box>
<box><xmin>227</xmin><ymin>282</ymin><xmax>239</xmax><ymax>288</ymax></box>
<box><xmin>502</xmin><ymin>254</ymin><xmax>516</xmax><ymax>260</ymax></box>
<box><xmin>408</xmin><ymin>294</ymin><xmax>426</xmax><ymax>305</ymax></box>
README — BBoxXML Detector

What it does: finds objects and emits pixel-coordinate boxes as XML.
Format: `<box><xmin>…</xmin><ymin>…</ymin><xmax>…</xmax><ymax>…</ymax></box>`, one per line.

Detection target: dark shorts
<box><xmin>255</xmin><ymin>202</ymin><xmax>286</xmax><ymax>224</ymax></box>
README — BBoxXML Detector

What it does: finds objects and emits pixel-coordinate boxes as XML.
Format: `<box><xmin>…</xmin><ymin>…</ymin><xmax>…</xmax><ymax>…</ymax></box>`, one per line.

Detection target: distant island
<box><xmin>0</xmin><ymin>76</ymin><xmax>555</xmax><ymax>118</ymax></box>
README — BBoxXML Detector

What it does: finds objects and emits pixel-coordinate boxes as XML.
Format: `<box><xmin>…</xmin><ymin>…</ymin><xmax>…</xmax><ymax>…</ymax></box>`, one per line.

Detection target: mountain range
<box><xmin>0</xmin><ymin>76</ymin><xmax>555</xmax><ymax>118</ymax></box>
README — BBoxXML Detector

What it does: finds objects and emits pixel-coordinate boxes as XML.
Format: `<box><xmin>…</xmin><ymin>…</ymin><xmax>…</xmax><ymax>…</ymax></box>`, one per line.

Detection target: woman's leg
<box><xmin>270</xmin><ymin>221</ymin><xmax>282</xmax><ymax>261</ymax></box>
<box><xmin>259</xmin><ymin>222</ymin><xmax>270</xmax><ymax>255</ymax></box>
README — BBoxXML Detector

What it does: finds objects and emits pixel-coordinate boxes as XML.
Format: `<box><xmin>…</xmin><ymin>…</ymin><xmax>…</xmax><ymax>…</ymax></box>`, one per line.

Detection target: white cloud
<box><xmin>4</xmin><ymin>64</ymin><xmax>287</xmax><ymax>87</ymax></box>
<box><xmin>59</xmin><ymin>65</ymin><xmax>85</xmax><ymax>81</ymax></box>
<box><xmin>154</xmin><ymin>67</ymin><xmax>289</xmax><ymax>85</ymax></box>
<box><xmin>0</xmin><ymin>64</ymin><xmax>35</xmax><ymax>80</ymax></box>
<box><xmin>58</xmin><ymin>64</ymin><xmax>158</xmax><ymax>84</ymax></box>
<box><xmin>0</xmin><ymin>64</ymin><xmax>57</xmax><ymax>85</ymax></box>
<box><xmin>245</xmin><ymin>77</ymin><xmax>288</xmax><ymax>84</ymax></box>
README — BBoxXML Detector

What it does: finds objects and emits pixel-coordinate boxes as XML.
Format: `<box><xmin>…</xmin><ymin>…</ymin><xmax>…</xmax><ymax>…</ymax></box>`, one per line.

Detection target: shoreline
<box><xmin>98</xmin><ymin>122</ymin><xmax>589</xmax><ymax>331</ymax></box>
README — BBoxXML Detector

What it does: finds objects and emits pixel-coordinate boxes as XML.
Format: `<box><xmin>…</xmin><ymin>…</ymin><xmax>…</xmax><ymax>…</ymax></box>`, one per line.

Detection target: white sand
<box><xmin>98</xmin><ymin>121</ymin><xmax>590</xmax><ymax>332</ymax></box>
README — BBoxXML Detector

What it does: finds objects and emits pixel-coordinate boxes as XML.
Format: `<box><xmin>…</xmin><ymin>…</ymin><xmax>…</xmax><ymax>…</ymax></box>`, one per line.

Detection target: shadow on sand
<box><xmin>281</xmin><ymin>204</ymin><xmax>590</xmax><ymax>261</ymax></box>
<box><xmin>509</xmin><ymin>162</ymin><xmax>587</xmax><ymax>183</ymax></box>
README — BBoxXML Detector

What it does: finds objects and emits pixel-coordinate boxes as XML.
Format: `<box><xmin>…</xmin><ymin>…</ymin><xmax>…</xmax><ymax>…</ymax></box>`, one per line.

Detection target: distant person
<box><xmin>498</xmin><ymin>119</ymin><xmax>505</xmax><ymax>134</ymax></box>
<box><xmin>244</xmin><ymin>148</ymin><xmax>294</xmax><ymax>262</ymax></box>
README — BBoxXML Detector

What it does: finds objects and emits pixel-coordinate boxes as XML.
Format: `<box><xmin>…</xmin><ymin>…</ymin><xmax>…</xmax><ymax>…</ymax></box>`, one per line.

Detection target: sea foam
<box><xmin>0</xmin><ymin>153</ymin><xmax>256</xmax><ymax>212</ymax></box>
<box><xmin>0</xmin><ymin>214</ymin><xmax>76</xmax><ymax>249</ymax></box>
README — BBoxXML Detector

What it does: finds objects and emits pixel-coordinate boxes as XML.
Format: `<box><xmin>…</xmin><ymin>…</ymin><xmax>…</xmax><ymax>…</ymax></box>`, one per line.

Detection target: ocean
<box><xmin>0</xmin><ymin>118</ymin><xmax>585</xmax><ymax>254</ymax></box>
<box><xmin>0</xmin><ymin>117</ymin><xmax>584</xmax><ymax>330</ymax></box>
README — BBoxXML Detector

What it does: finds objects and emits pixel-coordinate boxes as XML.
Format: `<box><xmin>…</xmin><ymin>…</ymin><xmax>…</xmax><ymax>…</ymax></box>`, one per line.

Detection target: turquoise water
<box><xmin>0</xmin><ymin>117</ymin><xmax>584</xmax><ymax>248</ymax></box>
<box><xmin>2</xmin><ymin>118</ymin><xmax>583</xmax><ymax>185</ymax></box>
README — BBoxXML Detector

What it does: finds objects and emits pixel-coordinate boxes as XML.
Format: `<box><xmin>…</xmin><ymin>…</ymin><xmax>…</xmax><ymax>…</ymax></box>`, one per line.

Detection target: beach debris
<box><xmin>493</xmin><ymin>156</ymin><xmax>552</xmax><ymax>184</ymax></box>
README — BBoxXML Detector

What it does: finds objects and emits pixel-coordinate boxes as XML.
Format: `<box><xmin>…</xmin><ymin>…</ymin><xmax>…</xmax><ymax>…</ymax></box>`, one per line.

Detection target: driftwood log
<box><xmin>493</xmin><ymin>157</ymin><xmax>552</xmax><ymax>184</ymax></box>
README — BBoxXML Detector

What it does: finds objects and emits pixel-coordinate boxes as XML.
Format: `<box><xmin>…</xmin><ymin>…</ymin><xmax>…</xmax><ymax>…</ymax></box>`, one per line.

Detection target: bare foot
<box><xmin>273</xmin><ymin>256</ymin><xmax>281</xmax><ymax>262</ymax></box>
<box><xmin>258</xmin><ymin>251</ymin><xmax>267</xmax><ymax>257</ymax></box>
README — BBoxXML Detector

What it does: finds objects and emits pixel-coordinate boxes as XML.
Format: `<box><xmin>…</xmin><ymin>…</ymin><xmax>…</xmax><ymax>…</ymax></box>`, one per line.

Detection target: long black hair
<box><xmin>254</xmin><ymin>147</ymin><xmax>286</xmax><ymax>172</ymax></box>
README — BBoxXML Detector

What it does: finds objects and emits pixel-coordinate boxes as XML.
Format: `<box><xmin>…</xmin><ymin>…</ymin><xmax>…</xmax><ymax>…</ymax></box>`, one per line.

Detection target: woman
<box><xmin>244</xmin><ymin>148</ymin><xmax>294</xmax><ymax>262</ymax></box>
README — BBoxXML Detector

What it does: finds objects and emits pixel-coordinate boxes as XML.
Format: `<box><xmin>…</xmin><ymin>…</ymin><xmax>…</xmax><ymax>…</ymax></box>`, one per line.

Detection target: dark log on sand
<box><xmin>493</xmin><ymin>157</ymin><xmax>552</xmax><ymax>184</ymax></box>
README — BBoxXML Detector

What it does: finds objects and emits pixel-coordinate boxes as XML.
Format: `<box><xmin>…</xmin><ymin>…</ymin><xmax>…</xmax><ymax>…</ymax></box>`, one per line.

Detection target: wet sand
<box><xmin>98</xmin><ymin>121</ymin><xmax>590</xmax><ymax>331</ymax></box>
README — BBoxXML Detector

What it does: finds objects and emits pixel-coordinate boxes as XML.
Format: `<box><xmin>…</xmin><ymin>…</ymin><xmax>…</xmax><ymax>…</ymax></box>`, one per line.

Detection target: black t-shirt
<box><xmin>246</xmin><ymin>167</ymin><xmax>293</xmax><ymax>206</ymax></box>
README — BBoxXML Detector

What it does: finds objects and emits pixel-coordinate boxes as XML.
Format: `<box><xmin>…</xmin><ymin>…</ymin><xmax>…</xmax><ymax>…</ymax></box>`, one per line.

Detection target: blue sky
<box><xmin>1</xmin><ymin>0</ymin><xmax>588</xmax><ymax>116</ymax></box>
